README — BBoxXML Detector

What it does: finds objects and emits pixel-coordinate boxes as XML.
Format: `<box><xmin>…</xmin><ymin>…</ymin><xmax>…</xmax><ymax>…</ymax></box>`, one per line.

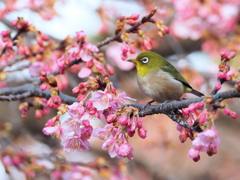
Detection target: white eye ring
<box><xmin>141</xmin><ymin>57</ymin><xmax>149</xmax><ymax>64</ymax></box>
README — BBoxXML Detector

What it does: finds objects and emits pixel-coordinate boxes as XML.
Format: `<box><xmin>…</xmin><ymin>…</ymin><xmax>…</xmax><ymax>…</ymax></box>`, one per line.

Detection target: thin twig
<box><xmin>97</xmin><ymin>7</ymin><xmax>157</xmax><ymax>49</ymax></box>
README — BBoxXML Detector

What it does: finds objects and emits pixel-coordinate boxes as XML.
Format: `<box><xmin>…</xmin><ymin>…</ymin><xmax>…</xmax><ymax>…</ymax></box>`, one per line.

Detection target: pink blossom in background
<box><xmin>78</xmin><ymin>67</ymin><xmax>92</xmax><ymax>78</ymax></box>
<box><xmin>55</xmin><ymin>74</ymin><xmax>68</xmax><ymax>90</ymax></box>
<box><xmin>29</xmin><ymin>62</ymin><xmax>48</xmax><ymax>77</ymax></box>
<box><xmin>170</xmin><ymin>0</ymin><xmax>239</xmax><ymax>40</ymax></box>
<box><xmin>106</xmin><ymin>43</ymin><xmax>136</xmax><ymax>71</ymax></box>
<box><xmin>80</xmin><ymin>42</ymin><xmax>99</xmax><ymax>62</ymax></box>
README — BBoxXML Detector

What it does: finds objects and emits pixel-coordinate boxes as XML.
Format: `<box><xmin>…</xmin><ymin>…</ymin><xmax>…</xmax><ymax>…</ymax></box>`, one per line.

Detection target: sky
<box><xmin>1</xmin><ymin>0</ymin><xmax>142</xmax><ymax>39</ymax></box>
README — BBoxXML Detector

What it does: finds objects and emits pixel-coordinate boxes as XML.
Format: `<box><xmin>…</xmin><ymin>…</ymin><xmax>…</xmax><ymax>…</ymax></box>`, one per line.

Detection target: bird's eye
<box><xmin>141</xmin><ymin>57</ymin><xmax>149</xmax><ymax>64</ymax></box>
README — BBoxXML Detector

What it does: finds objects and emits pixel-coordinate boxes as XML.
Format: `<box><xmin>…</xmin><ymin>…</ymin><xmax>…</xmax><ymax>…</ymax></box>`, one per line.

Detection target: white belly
<box><xmin>137</xmin><ymin>70</ymin><xmax>184</xmax><ymax>103</ymax></box>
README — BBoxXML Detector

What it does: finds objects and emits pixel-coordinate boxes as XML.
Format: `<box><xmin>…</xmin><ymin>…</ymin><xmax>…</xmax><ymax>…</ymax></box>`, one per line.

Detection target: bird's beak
<box><xmin>127</xmin><ymin>59</ymin><xmax>136</xmax><ymax>63</ymax></box>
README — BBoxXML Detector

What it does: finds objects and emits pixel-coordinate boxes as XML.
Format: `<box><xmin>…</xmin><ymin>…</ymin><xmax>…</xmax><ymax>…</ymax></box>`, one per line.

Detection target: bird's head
<box><xmin>127</xmin><ymin>51</ymin><xmax>166</xmax><ymax>77</ymax></box>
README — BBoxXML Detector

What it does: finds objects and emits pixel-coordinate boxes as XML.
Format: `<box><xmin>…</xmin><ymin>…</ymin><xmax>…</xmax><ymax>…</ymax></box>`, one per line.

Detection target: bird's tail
<box><xmin>191</xmin><ymin>89</ymin><xmax>204</xmax><ymax>97</ymax></box>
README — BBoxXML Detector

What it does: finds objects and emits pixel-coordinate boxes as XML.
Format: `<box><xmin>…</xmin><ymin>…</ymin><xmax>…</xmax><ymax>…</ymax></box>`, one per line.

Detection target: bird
<box><xmin>127</xmin><ymin>51</ymin><xmax>204</xmax><ymax>103</ymax></box>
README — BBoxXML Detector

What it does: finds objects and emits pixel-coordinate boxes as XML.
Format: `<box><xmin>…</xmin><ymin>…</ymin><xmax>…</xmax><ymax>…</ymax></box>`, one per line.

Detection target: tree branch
<box><xmin>129</xmin><ymin>89</ymin><xmax>240</xmax><ymax>117</ymax></box>
<box><xmin>0</xmin><ymin>84</ymin><xmax>239</xmax><ymax>132</ymax></box>
<box><xmin>0</xmin><ymin>84</ymin><xmax>78</xmax><ymax>104</ymax></box>
<box><xmin>1</xmin><ymin>84</ymin><xmax>239</xmax><ymax>113</ymax></box>
<box><xmin>97</xmin><ymin>7</ymin><xmax>157</xmax><ymax>48</ymax></box>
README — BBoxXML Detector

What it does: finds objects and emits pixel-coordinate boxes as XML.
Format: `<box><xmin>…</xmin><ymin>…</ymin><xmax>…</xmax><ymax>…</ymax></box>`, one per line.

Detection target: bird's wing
<box><xmin>161</xmin><ymin>64</ymin><xmax>193</xmax><ymax>89</ymax></box>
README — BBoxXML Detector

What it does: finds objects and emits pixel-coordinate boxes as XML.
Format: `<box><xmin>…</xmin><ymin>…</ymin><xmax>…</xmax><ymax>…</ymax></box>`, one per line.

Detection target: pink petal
<box><xmin>78</xmin><ymin>67</ymin><xmax>92</xmax><ymax>78</ymax></box>
<box><xmin>42</xmin><ymin>126</ymin><xmax>58</xmax><ymax>135</ymax></box>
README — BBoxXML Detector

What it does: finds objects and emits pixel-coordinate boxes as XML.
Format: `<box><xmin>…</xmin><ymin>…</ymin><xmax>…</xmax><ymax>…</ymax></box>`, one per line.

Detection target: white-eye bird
<box><xmin>127</xmin><ymin>51</ymin><xmax>204</xmax><ymax>103</ymax></box>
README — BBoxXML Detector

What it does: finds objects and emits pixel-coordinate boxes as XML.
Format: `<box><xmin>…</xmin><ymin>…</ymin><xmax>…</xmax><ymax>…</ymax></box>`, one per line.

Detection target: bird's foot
<box><xmin>141</xmin><ymin>100</ymin><xmax>155</xmax><ymax>111</ymax></box>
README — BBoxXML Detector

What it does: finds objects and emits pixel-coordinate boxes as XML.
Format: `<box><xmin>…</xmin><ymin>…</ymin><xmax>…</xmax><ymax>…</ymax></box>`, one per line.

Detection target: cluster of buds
<box><xmin>154</xmin><ymin>19</ymin><xmax>170</xmax><ymax>37</ymax></box>
<box><xmin>179</xmin><ymin>100</ymin><xmax>221</xmax><ymax>162</ymax></box>
<box><xmin>19</xmin><ymin>102</ymin><xmax>30</xmax><ymax>118</ymax></box>
<box><xmin>16</xmin><ymin>36</ymin><xmax>31</xmax><ymax>55</ymax></box>
<box><xmin>72</xmin><ymin>76</ymin><xmax>105</xmax><ymax>101</ymax></box>
<box><xmin>39</xmin><ymin>73</ymin><xmax>62</xmax><ymax>109</ymax></box>
<box><xmin>33</xmin><ymin>98</ymin><xmax>50</xmax><ymax>119</ymax></box>
<box><xmin>43</xmin><ymin>76</ymin><xmax>146</xmax><ymax>160</ymax></box>
<box><xmin>36</xmin><ymin>31</ymin><xmax>49</xmax><ymax>47</ymax></box>
<box><xmin>116</xmin><ymin>13</ymin><xmax>140</xmax><ymax>34</ymax></box>
<box><xmin>137</xmin><ymin>30</ymin><xmax>153</xmax><ymax>51</ymax></box>
<box><xmin>19</xmin><ymin>98</ymin><xmax>50</xmax><ymax>119</ymax></box>
<box><xmin>215</xmin><ymin>51</ymin><xmax>236</xmax><ymax>91</ymax></box>
<box><xmin>1</xmin><ymin>30</ymin><xmax>13</xmax><ymax>48</ymax></box>
<box><xmin>120</xmin><ymin>41</ymin><xmax>136</xmax><ymax>60</ymax></box>
<box><xmin>57</xmin><ymin>30</ymin><xmax>114</xmax><ymax>78</ymax></box>
<box><xmin>188</xmin><ymin>127</ymin><xmax>220</xmax><ymax>162</ymax></box>
<box><xmin>223</xmin><ymin>108</ymin><xmax>238</xmax><ymax>119</ymax></box>
<box><xmin>1</xmin><ymin>148</ymin><xmax>40</xmax><ymax>179</ymax></box>
<box><xmin>11</xmin><ymin>17</ymin><xmax>29</xmax><ymax>30</ymax></box>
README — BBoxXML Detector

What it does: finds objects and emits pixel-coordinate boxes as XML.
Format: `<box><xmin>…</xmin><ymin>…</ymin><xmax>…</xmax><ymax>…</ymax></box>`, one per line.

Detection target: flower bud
<box><xmin>138</xmin><ymin>127</ymin><xmax>147</xmax><ymax>139</ymax></box>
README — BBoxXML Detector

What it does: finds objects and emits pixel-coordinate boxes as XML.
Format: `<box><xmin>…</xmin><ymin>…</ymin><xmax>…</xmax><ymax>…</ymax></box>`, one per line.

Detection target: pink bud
<box><xmin>40</xmin><ymin>82</ymin><xmax>48</xmax><ymax>91</ymax></box>
<box><xmin>137</xmin><ymin>120</ymin><xmax>142</xmax><ymax>127</ymax></box>
<box><xmin>223</xmin><ymin>108</ymin><xmax>230</xmax><ymax>115</ymax></box>
<box><xmin>1</xmin><ymin>30</ymin><xmax>9</xmax><ymax>36</ymax></box>
<box><xmin>23</xmin><ymin>20</ymin><xmax>28</xmax><ymax>26</ymax></box>
<box><xmin>36</xmin><ymin>35</ymin><xmax>43</xmax><ymax>47</ymax></box>
<box><xmin>88</xmin><ymin>109</ymin><xmax>97</xmax><ymax>115</ymax></box>
<box><xmin>226</xmin><ymin>76</ymin><xmax>231</xmax><ymax>81</ymax></box>
<box><xmin>17</xmin><ymin>24</ymin><xmax>22</xmax><ymax>29</ymax></box>
<box><xmin>162</xmin><ymin>27</ymin><xmax>170</xmax><ymax>34</ymax></box>
<box><xmin>2</xmin><ymin>36</ymin><xmax>8</xmax><ymax>42</ymax></box>
<box><xmin>199</xmin><ymin>112</ymin><xmax>207</xmax><ymax>124</ymax></box>
<box><xmin>127</xmin><ymin>129</ymin><xmax>135</xmax><ymax>137</ymax></box>
<box><xmin>138</xmin><ymin>127</ymin><xmax>147</xmax><ymax>139</ymax></box>
<box><xmin>207</xmin><ymin>146</ymin><xmax>218</xmax><ymax>156</ymax></box>
<box><xmin>196</xmin><ymin>101</ymin><xmax>204</xmax><ymax>108</ymax></box>
<box><xmin>106</xmin><ymin>64</ymin><xmax>115</xmax><ymax>75</ymax></box>
<box><xmin>51</xmin><ymin>171</ymin><xmax>61</xmax><ymax>179</ymax></box>
<box><xmin>182</xmin><ymin>108</ymin><xmax>189</xmax><ymax>115</ymax></box>
<box><xmin>126</xmin><ymin>20</ymin><xmax>137</xmax><ymax>25</ymax></box>
<box><xmin>41</xmin><ymin>33</ymin><xmax>49</xmax><ymax>41</ymax></box>
<box><xmin>35</xmin><ymin>109</ymin><xmax>43</xmax><ymax>119</ymax></box>
<box><xmin>176</xmin><ymin>124</ymin><xmax>183</xmax><ymax>132</ymax></box>
<box><xmin>72</xmin><ymin>86</ymin><xmax>80</xmax><ymax>94</ymax></box>
<box><xmin>179</xmin><ymin>133</ymin><xmax>187</xmax><ymax>143</ymax></box>
<box><xmin>106</xmin><ymin>114</ymin><xmax>117</xmax><ymax>123</ymax></box>
<box><xmin>82</xmin><ymin>120</ymin><xmax>90</xmax><ymax>127</ymax></box>
<box><xmin>11</xmin><ymin>20</ymin><xmax>17</xmax><ymax>26</ymax></box>
<box><xmin>121</xmin><ymin>43</ymin><xmax>129</xmax><ymax>53</ymax></box>
<box><xmin>79</xmin><ymin>82</ymin><xmax>86</xmax><ymax>88</ymax></box>
<box><xmin>76</xmin><ymin>31</ymin><xmax>86</xmax><ymax>41</ymax></box>
<box><xmin>188</xmin><ymin>148</ymin><xmax>200</xmax><ymax>162</ymax></box>
<box><xmin>142</xmin><ymin>37</ymin><xmax>152</xmax><ymax>51</ymax></box>
<box><xmin>188</xmin><ymin>103</ymin><xmax>196</xmax><ymax>112</ymax></box>
<box><xmin>7</xmin><ymin>40</ymin><xmax>13</xmax><ymax>48</ymax></box>
<box><xmin>215</xmin><ymin>81</ymin><xmax>221</xmax><ymax>90</ymax></box>
<box><xmin>227</xmin><ymin>51</ymin><xmax>236</xmax><ymax>59</ymax></box>
<box><xmin>130</xmin><ymin>13</ymin><xmax>140</xmax><ymax>20</ymax></box>
<box><xmin>12</xmin><ymin>156</ymin><xmax>21</xmax><ymax>165</ymax></box>
<box><xmin>86</xmin><ymin>101</ymin><xmax>93</xmax><ymax>109</ymax></box>
<box><xmin>119</xmin><ymin>114</ymin><xmax>128</xmax><ymax>126</ymax></box>
<box><xmin>77</xmin><ymin>94</ymin><xmax>86</xmax><ymax>101</ymax></box>
<box><xmin>221</xmin><ymin>51</ymin><xmax>227</xmax><ymax>60</ymax></box>
<box><xmin>218</xmin><ymin>72</ymin><xmax>227</xmax><ymax>79</ymax></box>
<box><xmin>230</xmin><ymin>111</ymin><xmax>238</xmax><ymax>119</ymax></box>
<box><xmin>119</xmin><ymin>16</ymin><xmax>125</xmax><ymax>21</ymax></box>
<box><xmin>40</xmin><ymin>76</ymin><xmax>46</xmax><ymax>81</ymax></box>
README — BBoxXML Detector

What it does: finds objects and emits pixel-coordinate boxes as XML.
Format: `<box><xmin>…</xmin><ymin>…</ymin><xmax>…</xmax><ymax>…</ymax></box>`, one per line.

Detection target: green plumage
<box><xmin>127</xmin><ymin>51</ymin><xmax>204</xmax><ymax>102</ymax></box>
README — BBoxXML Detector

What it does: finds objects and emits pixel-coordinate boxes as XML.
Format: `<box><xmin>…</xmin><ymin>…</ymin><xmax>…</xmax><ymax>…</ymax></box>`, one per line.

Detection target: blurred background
<box><xmin>0</xmin><ymin>0</ymin><xmax>240</xmax><ymax>179</ymax></box>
